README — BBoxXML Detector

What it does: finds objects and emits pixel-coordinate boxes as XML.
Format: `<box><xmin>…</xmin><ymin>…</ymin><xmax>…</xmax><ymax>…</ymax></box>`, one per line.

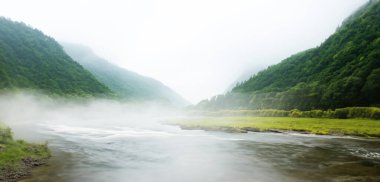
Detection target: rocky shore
<box><xmin>0</xmin><ymin>157</ymin><xmax>49</xmax><ymax>182</ymax></box>
<box><xmin>0</xmin><ymin>125</ymin><xmax>51</xmax><ymax>182</ymax></box>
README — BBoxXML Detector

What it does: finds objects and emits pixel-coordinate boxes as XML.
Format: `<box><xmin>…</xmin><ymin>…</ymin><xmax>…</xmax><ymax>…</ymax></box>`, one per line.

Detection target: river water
<box><xmin>15</xmin><ymin>119</ymin><xmax>380</xmax><ymax>182</ymax></box>
<box><xmin>0</xmin><ymin>96</ymin><xmax>378</xmax><ymax>182</ymax></box>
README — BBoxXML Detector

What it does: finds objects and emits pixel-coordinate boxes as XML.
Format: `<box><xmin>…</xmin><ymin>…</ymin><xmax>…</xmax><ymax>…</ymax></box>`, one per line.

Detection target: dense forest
<box><xmin>197</xmin><ymin>0</ymin><xmax>380</xmax><ymax>111</ymax></box>
<box><xmin>0</xmin><ymin>17</ymin><xmax>113</xmax><ymax>97</ymax></box>
<box><xmin>62</xmin><ymin>43</ymin><xmax>189</xmax><ymax>106</ymax></box>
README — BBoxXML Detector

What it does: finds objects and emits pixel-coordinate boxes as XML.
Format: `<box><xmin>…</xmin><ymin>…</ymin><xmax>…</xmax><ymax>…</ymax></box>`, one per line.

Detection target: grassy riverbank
<box><xmin>189</xmin><ymin>107</ymin><xmax>380</xmax><ymax>120</ymax></box>
<box><xmin>170</xmin><ymin>117</ymin><xmax>380</xmax><ymax>138</ymax></box>
<box><xmin>0</xmin><ymin>124</ymin><xmax>51</xmax><ymax>181</ymax></box>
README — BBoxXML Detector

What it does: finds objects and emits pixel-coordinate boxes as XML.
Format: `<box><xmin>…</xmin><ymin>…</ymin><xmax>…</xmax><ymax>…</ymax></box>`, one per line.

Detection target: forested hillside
<box><xmin>0</xmin><ymin>18</ymin><xmax>113</xmax><ymax>97</ymax></box>
<box><xmin>198</xmin><ymin>0</ymin><xmax>380</xmax><ymax>110</ymax></box>
<box><xmin>62</xmin><ymin>43</ymin><xmax>189</xmax><ymax>106</ymax></box>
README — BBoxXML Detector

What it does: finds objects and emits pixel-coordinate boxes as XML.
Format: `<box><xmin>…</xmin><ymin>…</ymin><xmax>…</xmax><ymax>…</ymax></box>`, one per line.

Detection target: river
<box><xmin>15</xmin><ymin>118</ymin><xmax>380</xmax><ymax>182</ymax></box>
<box><xmin>0</xmin><ymin>96</ymin><xmax>378</xmax><ymax>182</ymax></box>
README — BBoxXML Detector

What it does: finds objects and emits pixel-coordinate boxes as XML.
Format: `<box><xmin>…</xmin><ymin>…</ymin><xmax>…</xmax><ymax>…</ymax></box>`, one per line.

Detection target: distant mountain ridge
<box><xmin>62</xmin><ymin>43</ymin><xmax>189</xmax><ymax>106</ymax></box>
<box><xmin>198</xmin><ymin>0</ymin><xmax>380</xmax><ymax>110</ymax></box>
<box><xmin>0</xmin><ymin>17</ymin><xmax>113</xmax><ymax>97</ymax></box>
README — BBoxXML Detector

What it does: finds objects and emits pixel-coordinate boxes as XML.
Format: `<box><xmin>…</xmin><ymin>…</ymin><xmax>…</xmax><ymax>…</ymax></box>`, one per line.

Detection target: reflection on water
<box><xmin>19</xmin><ymin>123</ymin><xmax>380</xmax><ymax>182</ymax></box>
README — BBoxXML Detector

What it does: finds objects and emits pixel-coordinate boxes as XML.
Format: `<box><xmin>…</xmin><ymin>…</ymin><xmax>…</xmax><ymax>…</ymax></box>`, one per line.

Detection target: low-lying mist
<box><xmin>0</xmin><ymin>92</ymin><xmax>185</xmax><ymax>141</ymax></box>
<box><xmin>2</xmin><ymin>93</ymin><xmax>377</xmax><ymax>182</ymax></box>
<box><xmin>1</xmin><ymin>92</ymin><xmax>279</xmax><ymax>182</ymax></box>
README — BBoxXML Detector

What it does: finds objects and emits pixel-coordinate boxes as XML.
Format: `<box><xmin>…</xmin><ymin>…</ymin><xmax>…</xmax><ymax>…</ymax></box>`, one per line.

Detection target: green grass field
<box><xmin>0</xmin><ymin>140</ymin><xmax>50</xmax><ymax>170</ymax></box>
<box><xmin>0</xmin><ymin>124</ymin><xmax>50</xmax><ymax>180</ymax></box>
<box><xmin>170</xmin><ymin>117</ymin><xmax>380</xmax><ymax>137</ymax></box>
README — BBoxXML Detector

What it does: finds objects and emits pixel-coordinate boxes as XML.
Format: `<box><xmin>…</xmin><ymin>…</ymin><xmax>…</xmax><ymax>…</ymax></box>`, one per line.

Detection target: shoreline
<box><xmin>0</xmin><ymin>157</ymin><xmax>49</xmax><ymax>182</ymax></box>
<box><xmin>178</xmin><ymin>125</ymin><xmax>380</xmax><ymax>139</ymax></box>
<box><xmin>170</xmin><ymin>116</ymin><xmax>380</xmax><ymax>139</ymax></box>
<box><xmin>0</xmin><ymin>125</ymin><xmax>51</xmax><ymax>182</ymax></box>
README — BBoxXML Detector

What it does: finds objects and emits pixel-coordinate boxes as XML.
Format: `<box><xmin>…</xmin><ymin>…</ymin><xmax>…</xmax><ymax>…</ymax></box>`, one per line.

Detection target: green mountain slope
<box><xmin>62</xmin><ymin>43</ymin><xmax>189</xmax><ymax>106</ymax></box>
<box><xmin>0</xmin><ymin>17</ymin><xmax>113</xmax><ymax>97</ymax></box>
<box><xmin>199</xmin><ymin>0</ymin><xmax>380</xmax><ymax>110</ymax></box>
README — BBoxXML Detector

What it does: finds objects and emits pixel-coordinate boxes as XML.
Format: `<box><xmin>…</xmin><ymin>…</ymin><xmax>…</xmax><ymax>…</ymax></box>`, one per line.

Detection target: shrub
<box><xmin>372</xmin><ymin>110</ymin><xmax>380</xmax><ymax>119</ymax></box>
<box><xmin>341</xmin><ymin>107</ymin><xmax>380</xmax><ymax>119</ymax></box>
<box><xmin>0</xmin><ymin>126</ymin><xmax>13</xmax><ymax>144</ymax></box>
<box><xmin>290</xmin><ymin>109</ymin><xmax>302</xmax><ymax>117</ymax></box>
<box><xmin>322</xmin><ymin>109</ymin><xmax>334</xmax><ymax>118</ymax></box>
<box><xmin>334</xmin><ymin>108</ymin><xmax>349</xmax><ymax>119</ymax></box>
<box><xmin>310</xmin><ymin>110</ymin><xmax>324</xmax><ymax>118</ymax></box>
<box><xmin>197</xmin><ymin>107</ymin><xmax>380</xmax><ymax>119</ymax></box>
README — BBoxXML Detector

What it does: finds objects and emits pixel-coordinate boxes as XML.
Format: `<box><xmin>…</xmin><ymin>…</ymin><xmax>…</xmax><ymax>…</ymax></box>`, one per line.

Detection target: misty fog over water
<box><xmin>0</xmin><ymin>0</ymin><xmax>380</xmax><ymax>181</ymax></box>
<box><xmin>0</xmin><ymin>93</ymin><xmax>379</xmax><ymax>182</ymax></box>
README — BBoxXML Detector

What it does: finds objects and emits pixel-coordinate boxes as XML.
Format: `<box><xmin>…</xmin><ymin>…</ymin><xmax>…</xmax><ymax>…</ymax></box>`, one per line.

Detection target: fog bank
<box><xmin>0</xmin><ymin>92</ymin><xmax>184</xmax><ymax>141</ymax></box>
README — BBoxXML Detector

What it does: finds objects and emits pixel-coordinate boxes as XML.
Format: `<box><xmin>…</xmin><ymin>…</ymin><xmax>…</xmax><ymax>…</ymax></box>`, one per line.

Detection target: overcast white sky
<box><xmin>0</xmin><ymin>0</ymin><xmax>367</xmax><ymax>103</ymax></box>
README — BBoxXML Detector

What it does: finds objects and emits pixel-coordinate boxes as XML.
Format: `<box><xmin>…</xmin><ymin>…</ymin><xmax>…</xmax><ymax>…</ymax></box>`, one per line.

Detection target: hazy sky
<box><xmin>0</xmin><ymin>0</ymin><xmax>367</xmax><ymax>103</ymax></box>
